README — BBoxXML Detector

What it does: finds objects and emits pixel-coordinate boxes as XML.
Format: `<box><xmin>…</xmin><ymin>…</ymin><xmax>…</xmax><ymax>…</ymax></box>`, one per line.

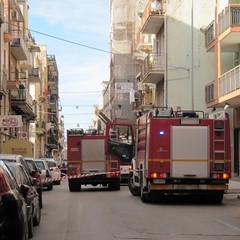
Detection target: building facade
<box><xmin>104</xmin><ymin>0</ymin><xmax>240</xmax><ymax>176</ymax></box>
<box><xmin>0</xmin><ymin>0</ymin><xmax>63</xmax><ymax>162</ymax></box>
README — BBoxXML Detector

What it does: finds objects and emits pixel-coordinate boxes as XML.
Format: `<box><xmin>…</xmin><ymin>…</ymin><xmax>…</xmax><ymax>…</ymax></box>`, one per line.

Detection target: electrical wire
<box><xmin>30</xmin><ymin>28</ymin><xmax>110</xmax><ymax>53</ymax></box>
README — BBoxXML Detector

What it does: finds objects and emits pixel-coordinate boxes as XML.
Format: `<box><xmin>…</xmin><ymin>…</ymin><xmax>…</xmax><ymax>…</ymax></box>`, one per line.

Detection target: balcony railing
<box><xmin>140</xmin><ymin>0</ymin><xmax>164</xmax><ymax>34</ymax></box>
<box><xmin>219</xmin><ymin>64</ymin><xmax>240</xmax><ymax>97</ymax></box>
<box><xmin>218</xmin><ymin>5</ymin><xmax>240</xmax><ymax>35</ymax></box>
<box><xmin>141</xmin><ymin>53</ymin><xmax>165</xmax><ymax>83</ymax></box>
<box><xmin>11</xmin><ymin>32</ymin><xmax>29</xmax><ymax>61</ymax></box>
<box><xmin>205</xmin><ymin>64</ymin><xmax>240</xmax><ymax>103</ymax></box>
<box><xmin>205</xmin><ymin>81</ymin><xmax>215</xmax><ymax>103</ymax></box>
<box><xmin>28</xmin><ymin>67</ymin><xmax>41</xmax><ymax>83</ymax></box>
<box><xmin>205</xmin><ymin>20</ymin><xmax>215</xmax><ymax>47</ymax></box>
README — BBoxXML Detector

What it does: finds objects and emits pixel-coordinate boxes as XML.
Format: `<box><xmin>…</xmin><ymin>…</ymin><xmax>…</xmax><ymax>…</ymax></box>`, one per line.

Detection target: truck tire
<box><xmin>128</xmin><ymin>172</ymin><xmax>140</xmax><ymax>196</ymax></box>
<box><xmin>69</xmin><ymin>180</ymin><xmax>81</xmax><ymax>192</ymax></box>
<box><xmin>109</xmin><ymin>181</ymin><xmax>120</xmax><ymax>191</ymax></box>
<box><xmin>206</xmin><ymin>191</ymin><xmax>224</xmax><ymax>204</ymax></box>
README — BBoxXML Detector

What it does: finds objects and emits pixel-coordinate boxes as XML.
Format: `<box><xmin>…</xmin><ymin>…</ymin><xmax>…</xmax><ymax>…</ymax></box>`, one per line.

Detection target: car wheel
<box><xmin>33</xmin><ymin>205</ymin><xmax>41</xmax><ymax>226</ymax></box>
<box><xmin>47</xmin><ymin>184</ymin><xmax>53</xmax><ymax>191</ymax></box>
<box><xmin>28</xmin><ymin>215</ymin><xmax>33</xmax><ymax>239</ymax></box>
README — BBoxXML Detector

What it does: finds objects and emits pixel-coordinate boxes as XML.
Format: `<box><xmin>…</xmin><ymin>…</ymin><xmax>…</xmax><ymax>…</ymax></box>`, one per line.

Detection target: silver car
<box><xmin>35</xmin><ymin>159</ymin><xmax>53</xmax><ymax>191</ymax></box>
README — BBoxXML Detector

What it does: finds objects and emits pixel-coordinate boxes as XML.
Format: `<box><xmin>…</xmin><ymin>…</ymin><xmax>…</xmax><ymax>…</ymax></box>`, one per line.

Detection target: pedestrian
<box><xmin>19</xmin><ymin>83</ymin><xmax>25</xmax><ymax>99</ymax></box>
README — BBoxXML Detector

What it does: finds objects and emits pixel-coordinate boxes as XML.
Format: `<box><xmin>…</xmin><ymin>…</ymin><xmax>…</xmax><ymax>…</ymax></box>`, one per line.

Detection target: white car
<box><xmin>43</xmin><ymin>158</ymin><xmax>61</xmax><ymax>185</ymax></box>
<box><xmin>120</xmin><ymin>165</ymin><xmax>132</xmax><ymax>183</ymax></box>
<box><xmin>35</xmin><ymin>159</ymin><xmax>53</xmax><ymax>191</ymax></box>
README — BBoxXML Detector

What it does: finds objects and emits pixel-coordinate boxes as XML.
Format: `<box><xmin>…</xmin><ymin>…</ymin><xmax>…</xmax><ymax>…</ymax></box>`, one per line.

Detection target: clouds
<box><xmin>28</xmin><ymin>0</ymin><xmax>110</xmax><ymax>130</ymax></box>
<box><xmin>29</xmin><ymin>1</ymin><xmax>109</xmax><ymax>35</ymax></box>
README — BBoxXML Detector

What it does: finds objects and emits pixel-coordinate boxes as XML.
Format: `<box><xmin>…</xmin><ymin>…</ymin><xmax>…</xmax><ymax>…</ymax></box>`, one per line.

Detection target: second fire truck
<box><xmin>67</xmin><ymin>122</ymin><xmax>134</xmax><ymax>192</ymax></box>
<box><xmin>128</xmin><ymin>108</ymin><xmax>231</xmax><ymax>203</ymax></box>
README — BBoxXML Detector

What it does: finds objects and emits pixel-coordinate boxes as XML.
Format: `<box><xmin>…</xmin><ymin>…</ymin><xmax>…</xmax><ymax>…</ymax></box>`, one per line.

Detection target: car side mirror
<box><xmin>31</xmin><ymin>170</ymin><xmax>36</xmax><ymax>177</ymax></box>
<box><xmin>20</xmin><ymin>184</ymin><xmax>30</xmax><ymax>198</ymax></box>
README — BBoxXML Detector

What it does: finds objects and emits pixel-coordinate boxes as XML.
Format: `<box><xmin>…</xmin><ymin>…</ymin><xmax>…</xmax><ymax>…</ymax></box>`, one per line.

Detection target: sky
<box><xmin>28</xmin><ymin>1</ymin><xmax>110</xmax><ymax>131</ymax></box>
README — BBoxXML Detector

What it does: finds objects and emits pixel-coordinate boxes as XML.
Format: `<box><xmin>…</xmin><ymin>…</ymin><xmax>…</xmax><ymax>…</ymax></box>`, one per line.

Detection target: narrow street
<box><xmin>32</xmin><ymin>180</ymin><xmax>240</xmax><ymax>240</ymax></box>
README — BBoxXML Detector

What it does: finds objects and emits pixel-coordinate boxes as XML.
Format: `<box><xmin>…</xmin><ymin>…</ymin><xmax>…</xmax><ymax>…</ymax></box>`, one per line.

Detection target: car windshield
<box><xmin>47</xmin><ymin>161</ymin><xmax>56</xmax><ymax>168</ymax></box>
<box><xmin>35</xmin><ymin>161</ymin><xmax>45</xmax><ymax>170</ymax></box>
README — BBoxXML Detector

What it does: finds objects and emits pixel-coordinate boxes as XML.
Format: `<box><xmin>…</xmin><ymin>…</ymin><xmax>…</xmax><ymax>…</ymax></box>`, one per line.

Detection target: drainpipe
<box><xmin>191</xmin><ymin>0</ymin><xmax>194</xmax><ymax>110</ymax></box>
<box><xmin>163</xmin><ymin>5</ymin><xmax>167</xmax><ymax>107</ymax></box>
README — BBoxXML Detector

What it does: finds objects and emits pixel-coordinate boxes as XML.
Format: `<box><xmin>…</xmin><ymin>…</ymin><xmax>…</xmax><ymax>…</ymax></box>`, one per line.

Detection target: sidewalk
<box><xmin>227</xmin><ymin>177</ymin><xmax>240</xmax><ymax>194</ymax></box>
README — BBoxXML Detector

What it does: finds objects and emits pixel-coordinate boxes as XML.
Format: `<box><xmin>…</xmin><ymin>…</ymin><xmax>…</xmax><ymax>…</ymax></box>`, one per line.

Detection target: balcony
<box><xmin>7</xmin><ymin>81</ymin><xmax>19</xmax><ymax>90</ymax></box>
<box><xmin>205</xmin><ymin>64</ymin><xmax>240</xmax><ymax>108</ymax></box>
<box><xmin>46</xmin><ymin>130</ymin><xmax>58</xmax><ymax>149</ymax></box>
<box><xmin>11</xmin><ymin>33</ymin><xmax>28</xmax><ymax>61</ymax></box>
<box><xmin>135</xmin><ymin>30</ymin><xmax>152</xmax><ymax>53</ymax></box>
<box><xmin>140</xmin><ymin>0</ymin><xmax>164</xmax><ymax>34</ymax></box>
<box><xmin>28</xmin><ymin>67</ymin><xmax>41</xmax><ymax>83</ymax></box>
<box><xmin>10</xmin><ymin>89</ymin><xmax>36</xmax><ymax>121</ymax></box>
<box><xmin>205</xmin><ymin>5</ymin><xmax>240</xmax><ymax>51</ymax></box>
<box><xmin>204</xmin><ymin>21</ymin><xmax>215</xmax><ymax>51</ymax></box>
<box><xmin>48</xmin><ymin>81</ymin><xmax>57</xmax><ymax>91</ymax></box>
<box><xmin>141</xmin><ymin>53</ymin><xmax>164</xmax><ymax>84</ymax></box>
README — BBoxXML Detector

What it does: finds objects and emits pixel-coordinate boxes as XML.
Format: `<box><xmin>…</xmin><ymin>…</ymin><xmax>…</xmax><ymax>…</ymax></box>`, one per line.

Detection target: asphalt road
<box><xmin>32</xmin><ymin>180</ymin><xmax>240</xmax><ymax>240</ymax></box>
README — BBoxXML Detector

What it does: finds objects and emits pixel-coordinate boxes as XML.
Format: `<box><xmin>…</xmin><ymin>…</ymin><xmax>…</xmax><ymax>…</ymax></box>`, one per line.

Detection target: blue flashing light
<box><xmin>159</xmin><ymin>130</ymin><xmax>165</xmax><ymax>136</ymax></box>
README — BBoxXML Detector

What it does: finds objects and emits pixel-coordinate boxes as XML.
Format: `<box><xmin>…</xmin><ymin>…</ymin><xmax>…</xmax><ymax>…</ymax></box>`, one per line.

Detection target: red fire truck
<box><xmin>128</xmin><ymin>108</ymin><xmax>231</xmax><ymax>203</ymax></box>
<box><xmin>67</xmin><ymin>122</ymin><xmax>134</xmax><ymax>192</ymax></box>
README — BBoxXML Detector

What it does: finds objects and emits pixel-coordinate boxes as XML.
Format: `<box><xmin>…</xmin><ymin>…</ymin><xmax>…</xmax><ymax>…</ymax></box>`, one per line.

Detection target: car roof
<box><xmin>0</xmin><ymin>154</ymin><xmax>23</xmax><ymax>160</ymax></box>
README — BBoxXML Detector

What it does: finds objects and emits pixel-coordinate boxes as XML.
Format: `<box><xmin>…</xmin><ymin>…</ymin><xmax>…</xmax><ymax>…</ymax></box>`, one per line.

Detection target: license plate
<box><xmin>153</xmin><ymin>179</ymin><xmax>166</xmax><ymax>184</ymax></box>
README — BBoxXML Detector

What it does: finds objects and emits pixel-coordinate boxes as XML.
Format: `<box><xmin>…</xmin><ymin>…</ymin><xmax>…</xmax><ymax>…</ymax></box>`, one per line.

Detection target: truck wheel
<box><xmin>128</xmin><ymin>172</ymin><xmax>140</xmax><ymax>196</ymax></box>
<box><xmin>109</xmin><ymin>181</ymin><xmax>120</xmax><ymax>191</ymax></box>
<box><xmin>69</xmin><ymin>180</ymin><xmax>81</xmax><ymax>192</ymax></box>
<box><xmin>206</xmin><ymin>191</ymin><xmax>224</xmax><ymax>204</ymax></box>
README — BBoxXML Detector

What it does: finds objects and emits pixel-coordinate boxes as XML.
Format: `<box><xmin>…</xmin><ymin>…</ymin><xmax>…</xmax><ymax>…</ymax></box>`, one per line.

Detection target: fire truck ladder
<box><xmin>94</xmin><ymin>107</ymin><xmax>110</xmax><ymax>124</ymax></box>
<box><xmin>213</xmin><ymin>119</ymin><xmax>226</xmax><ymax>161</ymax></box>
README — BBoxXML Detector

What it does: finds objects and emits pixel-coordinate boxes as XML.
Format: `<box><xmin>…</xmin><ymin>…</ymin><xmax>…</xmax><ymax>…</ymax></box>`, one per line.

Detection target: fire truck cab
<box><xmin>67</xmin><ymin>122</ymin><xmax>134</xmax><ymax>192</ymax></box>
<box><xmin>128</xmin><ymin>108</ymin><xmax>231</xmax><ymax>203</ymax></box>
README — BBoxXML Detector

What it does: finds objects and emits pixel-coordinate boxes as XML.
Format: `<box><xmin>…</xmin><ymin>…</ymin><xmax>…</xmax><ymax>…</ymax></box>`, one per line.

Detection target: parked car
<box><xmin>0</xmin><ymin>160</ymin><xmax>29</xmax><ymax>240</ymax></box>
<box><xmin>35</xmin><ymin>159</ymin><xmax>53</xmax><ymax>191</ymax></box>
<box><xmin>0</xmin><ymin>154</ymin><xmax>33</xmax><ymax>177</ymax></box>
<box><xmin>44</xmin><ymin>158</ymin><xmax>61</xmax><ymax>185</ymax></box>
<box><xmin>120</xmin><ymin>165</ymin><xmax>132</xmax><ymax>183</ymax></box>
<box><xmin>25</xmin><ymin>157</ymin><xmax>43</xmax><ymax>208</ymax></box>
<box><xmin>6</xmin><ymin>162</ymin><xmax>41</xmax><ymax>239</ymax></box>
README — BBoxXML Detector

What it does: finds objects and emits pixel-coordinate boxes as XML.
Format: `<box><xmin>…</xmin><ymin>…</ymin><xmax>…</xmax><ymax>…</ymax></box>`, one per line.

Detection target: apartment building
<box><xmin>205</xmin><ymin>0</ymin><xmax>240</xmax><ymax>175</ymax></box>
<box><xmin>0</xmin><ymin>0</ymin><xmax>63</xmax><ymax>161</ymax></box>
<box><xmin>104</xmin><ymin>0</ymin><xmax>240</xmax><ymax>175</ymax></box>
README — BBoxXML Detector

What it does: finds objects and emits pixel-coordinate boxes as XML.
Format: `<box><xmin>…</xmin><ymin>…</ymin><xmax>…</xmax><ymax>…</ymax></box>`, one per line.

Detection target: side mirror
<box><xmin>20</xmin><ymin>184</ymin><xmax>30</xmax><ymax>198</ymax></box>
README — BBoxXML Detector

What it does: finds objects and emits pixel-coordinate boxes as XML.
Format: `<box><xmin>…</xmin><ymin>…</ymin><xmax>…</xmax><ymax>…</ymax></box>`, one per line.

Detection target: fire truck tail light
<box><xmin>223</xmin><ymin>173</ymin><xmax>230</xmax><ymax>179</ymax></box>
<box><xmin>151</xmin><ymin>172</ymin><xmax>158</xmax><ymax>178</ymax></box>
<box><xmin>110</xmin><ymin>171</ymin><xmax>120</xmax><ymax>177</ymax></box>
<box><xmin>150</xmin><ymin>172</ymin><xmax>168</xmax><ymax>178</ymax></box>
<box><xmin>212</xmin><ymin>173</ymin><xmax>230</xmax><ymax>179</ymax></box>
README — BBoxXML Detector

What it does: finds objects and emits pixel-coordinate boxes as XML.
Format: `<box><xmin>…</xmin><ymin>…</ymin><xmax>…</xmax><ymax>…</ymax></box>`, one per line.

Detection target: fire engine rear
<box><xmin>67</xmin><ymin>122</ymin><xmax>134</xmax><ymax>192</ymax></box>
<box><xmin>128</xmin><ymin>108</ymin><xmax>231</xmax><ymax>203</ymax></box>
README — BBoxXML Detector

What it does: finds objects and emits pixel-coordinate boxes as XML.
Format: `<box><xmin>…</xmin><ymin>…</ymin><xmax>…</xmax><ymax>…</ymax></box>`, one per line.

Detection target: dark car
<box><xmin>0</xmin><ymin>160</ymin><xmax>28</xmax><ymax>240</ymax></box>
<box><xmin>0</xmin><ymin>154</ymin><xmax>33</xmax><ymax>177</ymax></box>
<box><xmin>6</xmin><ymin>162</ymin><xmax>41</xmax><ymax>239</ymax></box>
<box><xmin>25</xmin><ymin>157</ymin><xmax>43</xmax><ymax>208</ymax></box>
